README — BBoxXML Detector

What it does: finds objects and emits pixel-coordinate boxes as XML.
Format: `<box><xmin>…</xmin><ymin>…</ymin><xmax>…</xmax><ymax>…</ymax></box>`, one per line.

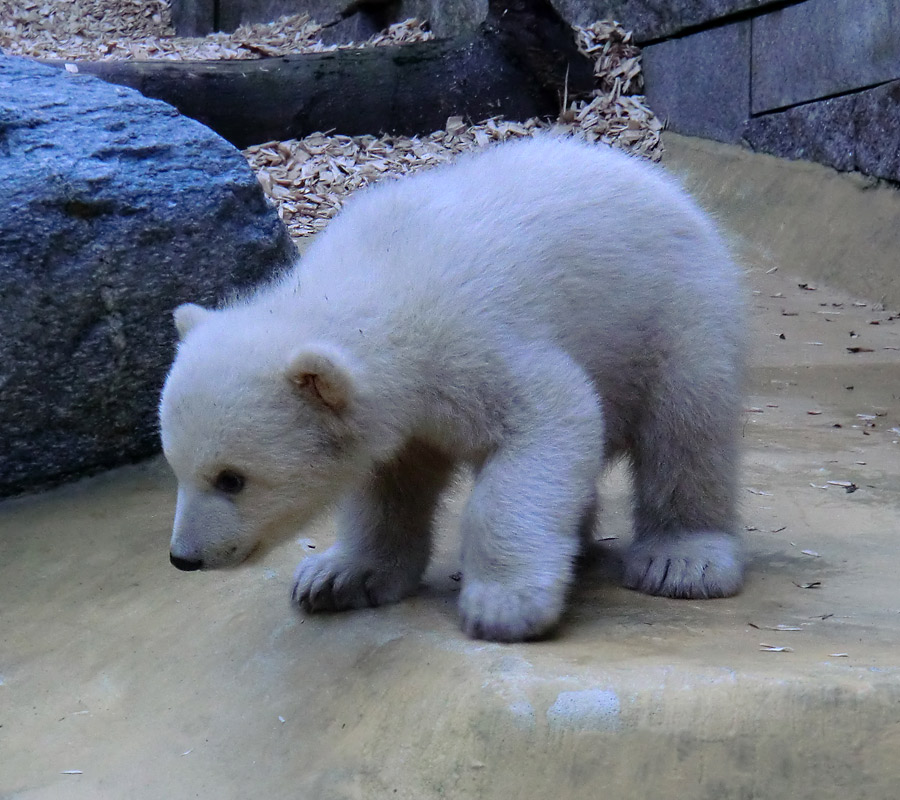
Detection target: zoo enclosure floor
<box><xmin>2</xmin><ymin>144</ymin><xmax>900</xmax><ymax>800</ymax></box>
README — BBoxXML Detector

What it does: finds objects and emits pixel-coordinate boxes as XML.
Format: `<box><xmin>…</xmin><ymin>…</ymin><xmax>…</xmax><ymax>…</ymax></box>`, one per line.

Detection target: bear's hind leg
<box><xmin>293</xmin><ymin>440</ymin><xmax>454</xmax><ymax>612</ymax></box>
<box><xmin>623</xmin><ymin>388</ymin><xmax>743</xmax><ymax>599</ymax></box>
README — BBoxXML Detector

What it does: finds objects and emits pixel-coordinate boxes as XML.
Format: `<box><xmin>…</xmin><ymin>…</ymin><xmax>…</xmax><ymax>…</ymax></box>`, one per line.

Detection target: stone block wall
<box><xmin>640</xmin><ymin>0</ymin><xmax>900</xmax><ymax>184</ymax></box>
<box><xmin>169</xmin><ymin>0</ymin><xmax>900</xmax><ymax>185</ymax></box>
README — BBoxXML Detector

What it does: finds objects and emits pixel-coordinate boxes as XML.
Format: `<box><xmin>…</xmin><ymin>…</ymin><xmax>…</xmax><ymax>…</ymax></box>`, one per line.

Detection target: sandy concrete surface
<box><xmin>662</xmin><ymin>132</ymin><xmax>900</xmax><ymax>310</ymax></box>
<box><xmin>2</xmin><ymin>139</ymin><xmax>899</xmax><ymax>800</ymax></box>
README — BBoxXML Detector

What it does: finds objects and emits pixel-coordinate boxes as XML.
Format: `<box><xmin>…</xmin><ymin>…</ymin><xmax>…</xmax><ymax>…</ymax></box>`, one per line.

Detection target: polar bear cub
<box><xmin>160</xmin><ymin>136</ymin><xmax>745</xmax><ymax>642</ymax></box>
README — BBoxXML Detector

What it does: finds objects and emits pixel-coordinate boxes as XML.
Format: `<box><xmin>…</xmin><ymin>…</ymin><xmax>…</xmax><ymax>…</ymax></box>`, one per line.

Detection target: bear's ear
<box><xmin>286</xmin><ymin>345</ymin><xmax>356</xmax><ymax>412</ymax></box>
<box><xmin>173</xmin><ymin>303</ymin><xmax>212</xmax><ymax>340</ymax></box>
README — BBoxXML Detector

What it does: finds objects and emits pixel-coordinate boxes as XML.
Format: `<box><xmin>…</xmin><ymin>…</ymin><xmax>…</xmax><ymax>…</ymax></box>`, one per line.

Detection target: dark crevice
<box><xmin>748</xmin><ymin>11</ymin><xmax>754</xmax><ymax>123</ymax></box>
<box><xmin>639</xmin><ymin>0</ymin><xmax>808</xmax><ymax>46</ymax></box>
<box><xmin>319</xmin><ymin>0</ymin><xmax>400</xmax><ymax>31</ymax></box>
<box><xmin>63</xmin><ymin>199</ymin><xmax>116</xmax><ymax>219</ymax></box>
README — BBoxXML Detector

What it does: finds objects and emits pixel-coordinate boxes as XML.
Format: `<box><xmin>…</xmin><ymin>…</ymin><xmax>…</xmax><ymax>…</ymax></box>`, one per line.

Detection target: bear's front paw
<box><xmin>291</xmin><ymin>547</ymin><xmax>418</xmax><ymax>612</ymax></box>
<box><xmin>458</xmin><ymin>578</ymin><xmax>564</xmax><ymax>642</ymax></box>
<box><xmin>623</xmin><ymin>531</ymin><xmax>743</xmax><ymax>599</ymax></box>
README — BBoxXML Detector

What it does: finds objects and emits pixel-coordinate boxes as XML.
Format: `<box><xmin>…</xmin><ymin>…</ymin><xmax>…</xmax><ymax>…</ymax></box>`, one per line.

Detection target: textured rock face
<box><xmin>744</xmin><ymin>80</ymin><xmax>900</xmax><ymax>183</ymax></box>
<box><xmin>551</xmin><ymin>0</ymin><xmax>778</xmax><ymax>41</ymax></box>
<box><xmin>0</xmin><ymin>56</ymin><xmax>296</xmax><ymax>498</ymax></box>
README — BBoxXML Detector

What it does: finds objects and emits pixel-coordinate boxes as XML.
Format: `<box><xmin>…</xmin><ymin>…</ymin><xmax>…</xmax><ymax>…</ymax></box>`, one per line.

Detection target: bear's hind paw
<box><xmin>623</xmin><ymin>531</ymin><xmax>744</xmax><ymax>599</ymax></box>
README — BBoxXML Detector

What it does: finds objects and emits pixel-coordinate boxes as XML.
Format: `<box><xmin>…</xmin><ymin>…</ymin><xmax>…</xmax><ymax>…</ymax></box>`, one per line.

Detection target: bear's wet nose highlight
<box><xmin>170</xmin><ymin>553</ymin><xmax>203</xmax><ymax>571</ymax></box>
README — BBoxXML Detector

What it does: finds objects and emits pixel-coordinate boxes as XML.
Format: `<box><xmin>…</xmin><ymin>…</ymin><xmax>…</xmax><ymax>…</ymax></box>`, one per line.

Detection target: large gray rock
<box><xmin>0</xmin><ymin>56</ymin><xmax>296</xmax><ymax>498</ymax></box>
<box><xmin>744</xmin><ymin>80</ymin><xmax>900</xmax><ymax>183</ymax></box>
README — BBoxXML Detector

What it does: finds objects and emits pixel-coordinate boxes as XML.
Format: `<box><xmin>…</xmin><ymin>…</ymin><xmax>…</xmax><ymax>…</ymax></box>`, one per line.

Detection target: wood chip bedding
<box><xmin>2</xmin><ymin>3</ymin><xmax>662</xmax><ymax>241</ymax></box>
<box><xmin>0</xmin><ymin>2</ymin><xmax>430</xmax><ymax>60</ymax></box>
<box><xmin>243</xmin><ymin>20</ymin><xmax>662</xmax><ymax>239</ymax></box>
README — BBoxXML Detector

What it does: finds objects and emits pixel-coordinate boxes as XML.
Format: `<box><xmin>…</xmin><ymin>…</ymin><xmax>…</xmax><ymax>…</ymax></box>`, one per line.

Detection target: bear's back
<box><xmin>293</xmin><ymin>137</ymin><xmax>739</xmax><ymax>354</ymax></box>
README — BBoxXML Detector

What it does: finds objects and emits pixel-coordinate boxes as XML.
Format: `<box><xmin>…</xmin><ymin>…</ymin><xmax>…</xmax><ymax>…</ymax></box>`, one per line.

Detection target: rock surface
<box><xmin>642</xmin><ymin>21</ymin><xmax>750</xmax><ymax>144</ymax></box>
<box><xmin>751</xmin><ymin>0</ymin><xmax>900</xmax><ymax>113</ymax></box>
<box><xmin>664</xmin><ymin>132</ymin><xmax>900</xmax><ymax>309</ymax></box>
<box><xmin>551</xmin><ymin>0</ymin><xmax>779</xmax><ymax>42</ymax></box>
<box><xmin>627</xmin><ymin>0</ymin><xmax>900</xmax><ymax>187</ymax></box>
<box><xmin>0</xmin><ymin>56</ymin><xmax>296</xmax><ymax>498</ymax></box>
<box><xmin>744</xmin><ymin>80</ymin><xmax>900</xmax><ymax>184</ymax></box>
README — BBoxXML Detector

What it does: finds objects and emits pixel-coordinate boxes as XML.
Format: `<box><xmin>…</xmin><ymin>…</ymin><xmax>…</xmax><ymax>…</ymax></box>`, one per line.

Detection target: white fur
<box><xmin>159</xmin><ymin>136</ymin><xmax>745</xmax><ymax>641</ymax></box>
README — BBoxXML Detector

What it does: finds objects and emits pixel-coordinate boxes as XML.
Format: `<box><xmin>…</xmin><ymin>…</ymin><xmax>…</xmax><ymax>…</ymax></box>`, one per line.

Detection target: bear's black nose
<box><xmin>170</xmin><ymin>553</ymin><xmax>203</xmax><ymax>571</ymax></box>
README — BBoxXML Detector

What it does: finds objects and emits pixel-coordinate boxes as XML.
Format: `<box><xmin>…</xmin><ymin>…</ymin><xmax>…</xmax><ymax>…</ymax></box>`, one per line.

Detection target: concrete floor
<box><xmin>2</xmin><ymin>138</ymin><xmax>899</xmax><ymax>799</ymax></box>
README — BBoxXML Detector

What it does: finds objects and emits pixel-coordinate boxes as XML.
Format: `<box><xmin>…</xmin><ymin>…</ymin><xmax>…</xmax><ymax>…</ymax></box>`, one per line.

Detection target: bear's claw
<box><xmin>292</xmin><ymin>548</ymin><xmax>418</xmax><ymax>612</ymax></box>
<box><xmin>622</xmin><ymin>531</ymin><xmax>744</xmax><ymax>599</ymax></box>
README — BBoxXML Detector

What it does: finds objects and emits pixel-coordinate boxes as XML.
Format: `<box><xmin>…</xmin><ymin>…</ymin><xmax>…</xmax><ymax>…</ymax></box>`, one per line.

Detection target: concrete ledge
<box><xmin>661</xmin><ymin>132</ymin><xmax>900</xmax><ymax>310</ymax></box>
<box><xmin>2</xmin><ymin>271</ymin><xmax>899</xmax><ymax>799</ymax></box>
<box><xmin>2</xmin><ymin>136</ymin><xmax>899</xmax><ymax>798</ymax></box>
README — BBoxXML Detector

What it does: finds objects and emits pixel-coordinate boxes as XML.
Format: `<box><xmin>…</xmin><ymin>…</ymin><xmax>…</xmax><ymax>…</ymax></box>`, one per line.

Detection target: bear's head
<box><xmin>159</xmin><ymin>302</ymin><xmax>375</xmax><ymax>570</ymax></box>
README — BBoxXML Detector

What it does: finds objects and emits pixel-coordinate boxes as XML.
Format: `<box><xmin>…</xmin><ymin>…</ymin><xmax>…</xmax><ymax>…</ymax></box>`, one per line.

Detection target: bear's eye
<box><xmin>213</xmin><ymin>469</ymin><xmax>245</xmax><ymax>495</ymax></box>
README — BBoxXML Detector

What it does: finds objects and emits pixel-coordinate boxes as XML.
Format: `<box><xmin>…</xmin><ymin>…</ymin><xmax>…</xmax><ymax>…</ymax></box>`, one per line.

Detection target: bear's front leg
<box><xmin>292</xmin><ymin>441</ymin><xmax>454</xmax><ymax>612</ymax></box>
<box><xmin>457</xmin><ymin>352</ymin><xmax>604</xmax><ymax>642</ymax></box>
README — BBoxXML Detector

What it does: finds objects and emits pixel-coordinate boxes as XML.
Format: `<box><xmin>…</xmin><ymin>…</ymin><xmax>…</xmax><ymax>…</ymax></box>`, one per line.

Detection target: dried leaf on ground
<box><xmin>748</xmin><ymin>623</ymin><xmax>803</xmax><ymax>631</ymax></box>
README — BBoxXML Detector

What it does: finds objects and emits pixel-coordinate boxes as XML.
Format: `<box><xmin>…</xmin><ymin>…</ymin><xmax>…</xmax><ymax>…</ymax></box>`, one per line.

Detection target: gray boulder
<box><xmin>0</xmin><ymin>56</ymin><xmax>296</xmax><ymax>498</ymax></box>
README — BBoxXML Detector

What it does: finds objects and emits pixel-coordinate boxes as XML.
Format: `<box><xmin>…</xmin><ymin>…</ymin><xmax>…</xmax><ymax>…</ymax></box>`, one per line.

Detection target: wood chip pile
<box><xmin>245</xmin><ymin>20</ymin><xmax>663</xmax><ymax>239</ymax></box>
<box><xmin>1</xmin><ymin>0</ymin><xmax>175</xmax><ymax>59</ymax></box>
<box><xmin>0</xmin><ymin>2</ymin><xmax>431</xmax><ymax>60</ymax></box>
<box><xmin>3</xmin><ymin>2</ymin><xmax>662</xmax><ymax>241</ymax></box>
